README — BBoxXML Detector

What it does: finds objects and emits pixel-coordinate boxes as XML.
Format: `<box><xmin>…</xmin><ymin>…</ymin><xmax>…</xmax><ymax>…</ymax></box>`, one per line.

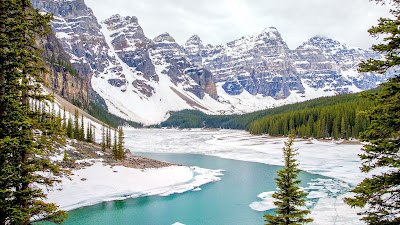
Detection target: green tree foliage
<box><xmin>264</xmin><ymin>135</ymin><xmax>313</xmax><ymax>225</ymax></box>
<box><xmin>86</xmin><ymin>122</ymin><xmax>93</xmax><ymax>143</ymax></box>
<box><xmin>86</xmin><ymin>101</ymin><xmax>142</xmax><ymax>128</ymax></box>
<box><xmin>80</xmin><ymin>115</ymin><xmax>84</xmax><ymax>141</ymax></box>
<box><xmin>345</xmin><ymin>75</ymin><xmax>400</xmax><ymax>225</ymax></box>
<box><xmin>247</xmin><ymin>97</ymin><xmax>373</xmax><ymax>139</ymax></box>
<box><xmin>106</xmin><ymin>126</ymin><xmax>111</xmax><ymax>149</ymax></box>
<box><xmin>73</xmin><ymin>109</ymin><xmax>79</xmax><ymax>139</ymax></box>
<box><xmin>101</xmin><ymin>123</ymin><xmax>106</xmax><ymax>151</ymax></box>
<box><xmin>345</xmin><ymin>1</ymin><xmax>400</xmax><ymax>224</ymax></box>
<box><xmin>116</xmin><ymin>127</ymin><xmax>125</xmax><ymax>159</ymax></box>
<box><xmin>0</xmin><ymin>0</ymin><xmax>68</xmax><ymax>223</ymax></box>
<box><xmin>62</xmin><ymin>150</ymin><xmax>69</xmax><ymax>162</ymax></box>
<box><xmin>112</xmin><ymin>128</ymin><xmax>117</xmax><ymax>157</ymax></box>
<box><xmin>62</xmin><ymin>107</ymin><xmax>66</xmax><ymax>130</ymax></box>
<box><xmin>161</xmin><ymin>92</ymin><xmax>375</xmax><ymax>131</ymax></box>
<box><xmin>44</xmin><ymin>57</ymin><xmax>79</xmax><ymax>77</ymax></box>
<box><xmin>66</xmin><ymin>117</ymin><xmax>73</xmax><ymax>139</ymax></box>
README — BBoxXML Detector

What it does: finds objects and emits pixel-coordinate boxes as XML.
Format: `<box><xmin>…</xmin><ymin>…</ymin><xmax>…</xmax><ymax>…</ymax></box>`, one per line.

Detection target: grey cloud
<box><xmin>85</xmin><ymin>0</ymin><xmax>392</xmax><ymax>49</ymax></box>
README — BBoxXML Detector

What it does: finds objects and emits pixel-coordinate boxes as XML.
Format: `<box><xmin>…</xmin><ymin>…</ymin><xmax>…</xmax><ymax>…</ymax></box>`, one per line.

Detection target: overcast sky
<box><xmin>85</xmin><ymin>0</ymin><xmax>393</xmax><ymax>49</ymax></box>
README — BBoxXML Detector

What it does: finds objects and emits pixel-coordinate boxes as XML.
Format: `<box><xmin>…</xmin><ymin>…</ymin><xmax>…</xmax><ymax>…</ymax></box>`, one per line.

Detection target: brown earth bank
<box><xmin>57</xmin><ymin>140</ymin><xmax>178</xmax><ymax>170</ymax></box>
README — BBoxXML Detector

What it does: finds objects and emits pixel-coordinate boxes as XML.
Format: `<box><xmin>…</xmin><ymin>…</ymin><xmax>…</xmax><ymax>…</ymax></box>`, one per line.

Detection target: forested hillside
<box><xmin>161</xmin><ymin>91</ymin><xmax>376</xmax><ymax>137</ymax></box>
<box><xmin>247</xmin><ymin>95</ymin><xmax>373</xmax><ymax>139</ymax></box>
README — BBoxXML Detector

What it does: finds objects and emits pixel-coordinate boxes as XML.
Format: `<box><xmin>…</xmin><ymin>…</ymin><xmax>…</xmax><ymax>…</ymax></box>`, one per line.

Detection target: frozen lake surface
<box><xmin>47</xmin><ymin>129</ymin><xmax>366</xmax><ymax>225</ymax></box>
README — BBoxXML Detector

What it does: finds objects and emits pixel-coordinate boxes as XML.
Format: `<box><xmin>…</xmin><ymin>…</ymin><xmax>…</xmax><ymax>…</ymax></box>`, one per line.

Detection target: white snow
<box><xmin>44</xmin><ymin>161</ymin><xmax>223</xmax><ymax>211</ymax></box>
<box><xmin>249</xmin><ymin>191</ymin><xmax>276</xmax><ymax>211</ymax></box>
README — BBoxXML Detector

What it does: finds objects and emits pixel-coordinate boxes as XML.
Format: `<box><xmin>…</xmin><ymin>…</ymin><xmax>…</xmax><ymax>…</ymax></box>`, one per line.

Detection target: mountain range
<box><xmin>31</xmin><ymin>0</ymin><xmax>394</xmax><ymax>125</ymax></box>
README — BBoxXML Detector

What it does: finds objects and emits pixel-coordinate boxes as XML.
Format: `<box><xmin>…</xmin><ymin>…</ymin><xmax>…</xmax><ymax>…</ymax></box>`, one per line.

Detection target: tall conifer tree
<box><xmin>80</xmin><ymin>115</ymin><xmax>84</xmax><ymax>141</ymax></box>
<box><xmin>101</xmin><ymin>123</ymin><xmax>106</xmax><ymax>151</ymax></box>
<box><xmin>264</xmin><ymin>135</ymin><xmax>312</xmax><ymax>225</ymax></box>
<box><xmin>345</xmin><ymin>1</ymin><xmax>400</xmax><ymax>223</ymax></box>
<box><xmin>73</xmin><ymin>109</ymin><xmax>79</xmax><ymax>139</ymax></box>
<box><xmin>0</xmin><ymin>0</ymin><xmax>68</xmax><ymax>223</ymax></box>
<box><xmin>117</xmin><ymin>127</ymin><xmax>125</xmax><ymax>159</ymax></box>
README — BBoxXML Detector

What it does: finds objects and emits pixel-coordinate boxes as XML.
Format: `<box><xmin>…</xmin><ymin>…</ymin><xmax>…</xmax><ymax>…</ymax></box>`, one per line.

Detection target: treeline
<box><xmin>247</xmin><ymin>96</ymin><xmax>373</xmax><ymax>139</ymax></box>
<box><xmin>54</xmin><ymin>105</ymin><xmax>126</xmax><ymax>160</ymax></box>
<box><xmin>63</xmin><ymin>109</ymin><xmax>95</xmax><ymax>142</ymax></box>
<box><xmin>161</xmin><ymin>91</ymin><xmax>377</xmax><ymax>131</ymax></box>
<box><xmin>100</xmin><ymin>125</ymin><xmax>125</xmax><ymax>159</ymax></box>
<box><xmin>44</xmin><ymin>57</ymin><xmax>79</xmax><ymax>77</ymax></box>
<box><xmin>86</xmin><ymin>101</ymin><xmax>142</xmax><ymax>128</ymax></box>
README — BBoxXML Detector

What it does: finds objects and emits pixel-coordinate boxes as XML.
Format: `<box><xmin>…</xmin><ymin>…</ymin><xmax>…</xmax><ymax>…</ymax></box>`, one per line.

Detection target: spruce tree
<box><xmin>66</xmin><ymin>117</ymin><xmax>73</xmax><ymax>139</ymax></box>
<box><xmin>62</xmin><ymin>107</ymin><xmax>66</xmax><ymax>130</ymax></box>
<box><xmin>86</xmin><ymin>122</ymin><xmax>91</xmax><ymax>142</ymax></box>
<box><xmin>344</xmin><ymin>1</ymin><xmax>400</xmax><ymax>224</ymax></box>
<box><xmin>80</xmin><ymin>115</ymin><xmax>84</xmax><ymax>141</ymax></box>
<box><xmin>106</xmin><ymin>126</ymin><xmax>111</xmax><ymax>149</ymax></box>
<box><xmin>0</xmin><ymin>0</ymin><xmax>68</xmax><ymax>223</ymax></box>
<box><xmin>112</xmin><ymin>128</ymin><xmax>118</xmax><ymax>158</ymax></box>
<box><xmin>264</xmin><ymin>135</ymin><xmax>313</xmax><ymax>225</ymax></box>
<box><xmin>101</xmin><ymin>123</ymin><xmax>106</xmax><ymax>151</ymax></box>
<box><xmin>117</xmin><ymin>127</ymin><xmax>125</xmax><ymax>159</ymax></box>
<box><xmin>73</xmin><ymin>109</ymin><xmax>79</xmax><ymax>139</ymax></box>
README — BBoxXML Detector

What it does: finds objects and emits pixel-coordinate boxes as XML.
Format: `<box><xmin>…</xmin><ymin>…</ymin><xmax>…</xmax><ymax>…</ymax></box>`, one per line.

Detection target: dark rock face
<box><xmin>185</xmin><ymin>28</ymin><xmax>304</xmax><ymax>98</ymax></box>
<box><xmin>132</xmin><ymin>80</ymin><xmax>154</xmax><ymax>97</ymax></box>
<box><xmin>32</xmin><ymin>0</ymin><xmax>219</xmax><ymax>101</ymax></box>
<box><xmin>102</xmin><ymin>14</ymin><xmax>158</xmax><ymax>83</ymax></box>
<box><xmin>150</xmin><ymin>32</ymin><xmax>218</xmax><ymax>99</ymax></box>
<box><xmin>31</xmin><ymin>0</ymin><xmax>125</xmax><ymax>95</ymax></box>
<box><xmin>36</xmin><ymin>31</ymin><xmax>89</xmax><ymax>106</ymax></box>
<box><xmin>184</xmin><ymin>30</ymin><xmax>391</xmax><ymax>99</ymax></box>
<box><xmin>31</xmin><ymin>0</ymin><xmax>393</xmax><ymax>119</ymax></box>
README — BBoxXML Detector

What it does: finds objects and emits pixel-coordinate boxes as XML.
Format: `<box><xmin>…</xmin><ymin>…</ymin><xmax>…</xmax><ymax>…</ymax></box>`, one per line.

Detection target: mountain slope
<box><xmin>32</xmin><ymin>0</ymin><xmax>394</xmax><ymax>125</ymax></box>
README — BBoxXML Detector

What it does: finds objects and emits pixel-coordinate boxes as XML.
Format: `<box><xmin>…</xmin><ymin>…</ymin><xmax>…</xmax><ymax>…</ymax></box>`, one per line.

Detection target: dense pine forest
<box><xmin>247</xmin><ymin>95</ymin><xmax>373</xmax><ymax>139</ymax></box>
<box><xmin>161</xmin><ymin>91</ymin><xmax>376</xmax><ymax>139</ymax></box>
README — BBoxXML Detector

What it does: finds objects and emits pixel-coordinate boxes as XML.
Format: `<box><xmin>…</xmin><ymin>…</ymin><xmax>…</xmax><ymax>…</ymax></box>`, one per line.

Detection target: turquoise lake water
<box><xmin>51</xmin><ymin>153</ymin><xmax>326</xmax><ymax>225</ymax></box>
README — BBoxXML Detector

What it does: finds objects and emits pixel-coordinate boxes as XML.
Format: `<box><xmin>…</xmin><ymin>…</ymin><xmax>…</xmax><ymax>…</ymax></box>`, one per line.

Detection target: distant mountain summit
<box><xmin>31</xmin><ymin>0</ymin><xmax>394</xmax><ymax>125</ymax></box>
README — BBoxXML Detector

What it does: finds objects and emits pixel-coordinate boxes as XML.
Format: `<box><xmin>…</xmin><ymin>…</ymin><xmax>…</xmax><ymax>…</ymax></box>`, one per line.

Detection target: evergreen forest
<box><xmin>161</xmin><ymin>91</ymin><xmax>376</xmax><ymax>139</ymax></box>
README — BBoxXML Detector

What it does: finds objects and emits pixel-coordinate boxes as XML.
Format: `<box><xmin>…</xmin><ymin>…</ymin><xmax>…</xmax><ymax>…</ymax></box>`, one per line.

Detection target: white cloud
<box><xmin>85</xmin><ymin>0</ymin><xmax>392</xmax><ymax>49</ymax></box>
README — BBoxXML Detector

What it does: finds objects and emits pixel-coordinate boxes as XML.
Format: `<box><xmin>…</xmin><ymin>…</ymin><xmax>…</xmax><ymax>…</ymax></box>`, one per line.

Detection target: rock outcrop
<box><xmin>31</xmin><ymin>0</ymin><xmax>394</xmax><ymax>125</ymax></box>
<box><xmin>36</xmin><ymin>32</ymin><xmax>89</xmax><ymax>106</ymax></box>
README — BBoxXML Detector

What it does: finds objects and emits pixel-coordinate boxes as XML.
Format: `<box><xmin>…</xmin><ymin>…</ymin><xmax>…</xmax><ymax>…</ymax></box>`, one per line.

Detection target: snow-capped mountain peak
<box><xmin>31</xmin><ymin>0</ymin><xmax>394</xmax><ymax>125</ymax></box>
<box><xmin>154</xmin><ymin>32</ymin><xmax>177</xmax><ymax>43</ymax></box>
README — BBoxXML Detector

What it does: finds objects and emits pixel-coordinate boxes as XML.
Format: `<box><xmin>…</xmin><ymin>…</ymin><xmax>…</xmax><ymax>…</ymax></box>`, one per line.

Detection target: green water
<box><xmin>49</xmin><ymin>153</ymin><xmax>326</xmax><ymax>225</ymax></box>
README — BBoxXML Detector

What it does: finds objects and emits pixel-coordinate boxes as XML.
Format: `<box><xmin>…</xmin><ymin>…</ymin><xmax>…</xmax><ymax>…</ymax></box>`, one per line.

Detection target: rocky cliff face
<box><xmin>184</xmin><ymin>29</ymin><xmax>391</xmax><ymax>99</ymax></box>
<box><xmin>291</xmin><ymin>36</ymin><xmax>390</xmax><ymax>92</ymax></box>
<box><xmin>150</xmin><ymin>32</ymin><xmax>217</xmax><ymax>99</ymax></box>
<box><xmin>31</xmin><ymin>0</ymin><xmax>393</xmax><ymax>125</ymax></box>
<box><xmin>185</xmin><ymin>28</ymin><xmax>304</xmax><ymax>99</ymax></box>
<box><xmin>36</xmin><ymin>32</ymin><xmax>89</xmax><ymax>106</ymax></box>
<box><xmin>31</xmin><ymin>0</ymin><xmax>124</xmax><ymax>83</ymax></box>
<box><xmin>99</xmin><ymin>14</ymin><xmax>218</xmax><ymax>99</ymax></box>
<box><xmin>31</xmin><ymin>0</ymin><xmax>220</xmax><ymax>124</ymax></box>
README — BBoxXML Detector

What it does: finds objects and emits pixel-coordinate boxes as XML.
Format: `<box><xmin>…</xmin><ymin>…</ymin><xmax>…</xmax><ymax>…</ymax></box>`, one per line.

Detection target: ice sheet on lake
<box><xmin>125</xmin><ymin>128</ymin><xmax>364</xmax><ymax>185</ymax></box>
<box><xmin>249</xmin><ymin>191</ymin><xmax>276</xmax><ymax>211</ymax></box>
<box><xmin>124</xmin><ymin>128</ymin><xmax>367</xmax><ymax>225</ymax></box>
<box><xmin>44</xmin><ymin>162</ymin><xmax>223</xmax><ymax>211</ymax></box>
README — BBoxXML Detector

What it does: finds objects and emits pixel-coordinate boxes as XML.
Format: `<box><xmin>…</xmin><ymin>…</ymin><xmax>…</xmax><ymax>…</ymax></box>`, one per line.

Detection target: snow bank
<box><xmin>45</xmin><ymin>161</ymin><xmax>223</xmax><ymax>211</ymax></box>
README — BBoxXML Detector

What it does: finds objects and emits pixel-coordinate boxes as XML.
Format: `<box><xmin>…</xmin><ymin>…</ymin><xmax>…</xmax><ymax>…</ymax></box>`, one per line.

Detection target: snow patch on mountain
<box><xmin>32</xmin><ymin>0</ymin><xmax>394</xmax><ymax>125</ymax></box>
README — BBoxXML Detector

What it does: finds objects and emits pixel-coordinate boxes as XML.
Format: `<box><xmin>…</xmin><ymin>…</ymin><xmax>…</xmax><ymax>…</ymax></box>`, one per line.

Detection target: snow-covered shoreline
<box><xmin>46</xmin><ymin>128</ymin><xmax>368</xmax><ymax>224</ymax></box>
<box><xmin>45</xmin><ymin>160</ymin><xmax>223</xmax><ymax>211</ymax></box>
